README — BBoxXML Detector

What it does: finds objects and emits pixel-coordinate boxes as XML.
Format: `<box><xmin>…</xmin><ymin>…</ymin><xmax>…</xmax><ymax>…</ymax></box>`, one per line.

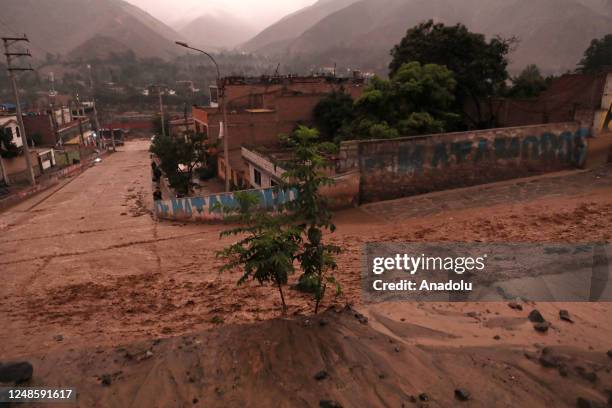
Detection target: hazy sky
<box><xmin>125</xmin><ymin>0</ymin><xmax>316</xmax><ymax>29</ymax></box>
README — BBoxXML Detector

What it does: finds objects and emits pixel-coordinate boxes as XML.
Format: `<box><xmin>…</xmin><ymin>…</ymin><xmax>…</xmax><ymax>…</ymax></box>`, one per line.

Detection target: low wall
<box><xmin>338</xmin><ymin>122</ymin><xmax>590</xmax><ymax>203</ymax></box>
<box><xmin>155</xmin><ymin>186</ymin><xmax>298</xmax><ymax>222</ymax></box>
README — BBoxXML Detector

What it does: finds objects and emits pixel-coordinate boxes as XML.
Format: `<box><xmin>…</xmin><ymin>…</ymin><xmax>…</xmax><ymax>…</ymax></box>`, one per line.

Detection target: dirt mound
<box><xmin>13</xmin><ymin>307</ymin><xmax>611</xmax><ymax>407</ymax></box>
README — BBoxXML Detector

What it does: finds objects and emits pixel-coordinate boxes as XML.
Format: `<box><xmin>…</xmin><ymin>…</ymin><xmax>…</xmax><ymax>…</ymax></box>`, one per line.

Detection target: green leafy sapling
<box><xmin>217</xmin><ymin>191</ymin><xmax>301</xmax><ymax>313</ymax></box>
<box><xmin>280</xmin><ymin>126</ymin><xmax>342</xmax><ymax>314</ymax></box>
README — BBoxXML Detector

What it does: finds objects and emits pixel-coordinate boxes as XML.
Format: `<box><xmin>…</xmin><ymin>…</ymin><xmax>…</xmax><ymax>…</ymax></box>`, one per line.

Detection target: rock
<box><xmin>101</xmin><ymin>374</ymin><xmax>112</xmax><ymax>386</ymax></box>
<box><xmin>354</xmin><ymin>313</ymin><xmax>368</xmax><ymax>325</ymax></box>
<box><xmin>192</xmin><ymin>398</ymin><xmax>199</xmax><ymax>404</ymax></box>
<box><xmin>539</xmin><ymin>353</ymin><xmax>560</xmax><ymax>368</ymax></box>
<box><xmin>53</xmin><ymin>334</ymin><xmax>64</xmax><ymax>342</ymax></box>
<box><xmin>319</xmin><ymin>400</ymin><xmax>342</xmax><ymax>408</ymax></box>
<box><xmin>418</xmin><ymin>393</ymin><xmax>429</xmax><ymax>402</ymax></box>
<box><xmin>508</xmin><ymin>302</ymin><xmax>523</xmax><ymax>311</ymax></box>
<box><xmin>394</xmin><ymin>346</ymin><xmax>401</xmax><ymax>353</ymax></box>
<box><xmin>493</xmin><ymin>335</ymin><xmax>501</xmax><ymax>340</ymax></box>
<box><xmin>528</xmin><ymin>309</ymin><xmax>545</xmax><ymax>323</ymax></box>
<box><xmin>576</xmin><ymin>396</ymin><xmax>605</xmax><ymax>408</ymax></box>
<box><xmin>314</xmin><ymin>371</ymin><xmax>328</xmax><ymax>381</ymax></box>
<box><xmin>0</xmin><ymin>361</ymin><xmax>33</xmax><ymax>384</ymax></box>
<box><xmin>454</xmin><ymin>388</ymin><xmax>471</xmax><ymax>401</ymax></box>
<box><xmin>576</xmin><ymin>366</ymin><xmax>598</xmax><ymax>383</ymax></box>
<box><xmin>559</xmin><ymin>310</ymin><xmax>574</xmax><ymax>323</ymax></box>
<box><xmin>318</xmin><ymin>319</ymin><xmax>328</xmax><ymax>327</ymax></box>
<box><xmin>533</xmin><ymin>321</ymin><xmax>551</xmax><ymax>333</ymax></box>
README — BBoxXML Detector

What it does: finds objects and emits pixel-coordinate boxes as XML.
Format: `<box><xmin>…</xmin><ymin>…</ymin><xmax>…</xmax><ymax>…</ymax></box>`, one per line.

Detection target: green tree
<box><xmin>390</xmin><ymin>20</ymin><xmax>515</xmax><ymax>128</ymax></box>
<box><xmin>351</xmin><ymin>62</ymin><xmax>458</xmax><ymax>139</ymax></box>
<box><xmin>218</xmin><ymin>126</ymin><xmax>341</xmax><ymax>314</ymax></box>
<box><xmin>579</xmin><ymin>34</ymin><xmax>612</xmax><ymax>73</ymax></box>
<box><xmin>149</xmin><ymin>130</ymin><xmax>213</xmax><ymax>195</ymax></box>
<box><xmin>507</xmin><ymin>65</ymin><xmax>549</xmax><ymax>98</ymax></box>
<box><xmin>280</xmin><ymin>126</ymin><xmax>340</xmax><ymax>314</ymax></box>
<box><xmin>313</xmin><ymin>91</ymin><xmax>354</xmax><ymax>142</ymax></box>
<box><xmin>218</xmin><ymin>192</ymin><xmax>301</xmax><ymax>313</ymax></box>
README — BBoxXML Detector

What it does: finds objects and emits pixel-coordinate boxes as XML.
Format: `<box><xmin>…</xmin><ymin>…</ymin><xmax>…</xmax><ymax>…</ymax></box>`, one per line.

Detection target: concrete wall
<box><xmin>155</xmin><ymin>187</ymin><xmax>298</xmax><ymax>222</ymax></box>
<box><xmin>338</xmin><ymin>122</ymin><xmax>590</xmax><ymax>203</ymax></box>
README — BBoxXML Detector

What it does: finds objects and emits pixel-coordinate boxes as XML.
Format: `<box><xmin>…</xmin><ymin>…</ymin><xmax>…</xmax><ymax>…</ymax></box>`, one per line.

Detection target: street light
<box><xmin>175</xmin><ymin>41</ymin><xmax>231</xmax><ymax>192</ymax></box>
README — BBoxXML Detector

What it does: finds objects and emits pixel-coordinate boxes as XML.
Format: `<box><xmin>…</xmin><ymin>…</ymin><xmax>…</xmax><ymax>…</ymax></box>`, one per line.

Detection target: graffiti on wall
<box><xmin>155</xmin><ymin>186</ymin><xmax>298</xmax><ymax>221</ymax></box>
<box><xmin>363</xmin><ymin>128</ymin><xmax>590</xmax><ymax>174</ymax></box>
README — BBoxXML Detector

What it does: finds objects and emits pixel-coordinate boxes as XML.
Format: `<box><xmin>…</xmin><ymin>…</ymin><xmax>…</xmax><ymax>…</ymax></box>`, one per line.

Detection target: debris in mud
<box><xmin>607</xmin><ymin>349</ymin><xmax>612</xmax><ymax>358</ymax></box>
<box><xmin>318</xmin><ymin>319</ymin><xmax>328</xmax><ymax>327</ymax></box>
<box><xmin>418</xmin><ymin>393</ymin><xmax>429</xmax><ymax>401</ymax></box>
<box><xmin>576</xmin><ymin>396</ymin><xmax>605</xmax><ymax>408</ymax></box>
<box><xmin>314</xmin><ymin>370</ymin><xmax>329</xmax><ymax>381</ymax></box>
<box><xmin>508</xmin><ymin>302</ymin><xmax>523</xmax><ymax>311</ymax></box>
<box><xmin>354</xmin><ymin>312</ymin><xmax>368</xmax><ymax>325</ymax></box>
<box><xmin>575</xmin><ymin>366</ymin><xmax>598</xmax><ymax>383</ymax></box>
<box><xmin>100</xmin><ymin>374</ymin><xmax>112</xmax><ymax>386</ymax></box>
<box><xmin>559</xmin><ymin>310</ymin><xmax>574</xmax><ymax>323</ymax></box>
<box><xmin>0</xmin><ymin>361</ymin><xmax>33</xmax><ymax>383</ymax></box>
<box><xmin>528</xmin><ymin>309</ymin><xmax>545</xmax><ymax>323</ymax></box>
<box><xmin>454</xmin><ymin>388</ymin><xmax>471</xmax><ymax>401</ymax></box>
<box><xmin>53</xmin><ymin>334</ymin><xmax>64</xmax><ymax>342</ymax></box>
<box><xmin>539</xmin><ymin>349</ymin><xmax>562</xmax><ymax>368</ymax></box>
<box><xmin>533</xmin><ymin>321</ymin><xmax>551</xmax><ymax>333</ymax></box>
<box><xmin>493</xmin><ymin>335</ymin><xmax>501</xmax><ymax>340</ymax></box>
<box><xmin>319</xmin><ymin>400</ymin><xmax>342</xmax><ymax>408</ymax></box>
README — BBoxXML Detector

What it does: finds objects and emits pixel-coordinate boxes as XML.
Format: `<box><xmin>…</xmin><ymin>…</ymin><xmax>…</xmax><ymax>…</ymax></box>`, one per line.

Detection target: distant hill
<box><xmin>245</xmin><ymin>0</ymin><xmax>612</xmax><ymax>74</ymax></box>
<box><xmin>1</xmin><ymin>0</ymin><xmax>183</xmax><ymax>60</ymax></box>
<box><xmin>177</xmin><ymin>12</ymin><xmax>257</xmax><ymax>50</ymax></box>
<box><xmin>241</xmin><ymin>0</ymin><xmax>362</xmax><ymax>54</ymax></box>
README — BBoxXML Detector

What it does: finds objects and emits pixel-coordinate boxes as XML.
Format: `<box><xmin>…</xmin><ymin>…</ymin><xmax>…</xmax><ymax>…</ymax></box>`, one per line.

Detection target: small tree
<box><xmin>217</xmin><ymin>192</ymin><xmax>301</xmax><ymax>313</ymax></box>
<box><xmin>149</xmin><ymin>130</ymin><xmax>212</xmax><ymax>195</ymax></box>
<box><xmin>218</xmin><ymin>126</ymin><xmax>342</xmax><ymax>314</ymax></box>
<box><xmin>280</xmin><ymin>126</ymin><xmax>341</xmax><ymax>314</ymax></box>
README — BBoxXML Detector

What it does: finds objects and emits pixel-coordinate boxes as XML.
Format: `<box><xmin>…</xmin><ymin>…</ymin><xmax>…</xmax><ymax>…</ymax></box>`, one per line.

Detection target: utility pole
<box><xmin>158</xmin><ymin>85</ymin><xmax>166</xmax><ymax>137</ymax></box>
<box><xmin>87</xmin><ymin>64</ymin><xmax>103</xmax><ymax>149</ymax></box>
<box><xmin>3</xmin><ymin>36</ymin><xmax>35</xmax><ymax>186</ymax></box>
<box><xmin>109</xmin><ymin>111</ymin><xmax>116</xmax><ymax>152</ymax></box>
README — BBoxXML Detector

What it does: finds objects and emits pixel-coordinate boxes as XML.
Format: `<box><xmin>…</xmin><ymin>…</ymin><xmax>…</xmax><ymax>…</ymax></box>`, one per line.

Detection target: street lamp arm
<box><xmin>175</xmin><ymin>41</ymin><xmax>220</xmax><ymax>83</ymax></box>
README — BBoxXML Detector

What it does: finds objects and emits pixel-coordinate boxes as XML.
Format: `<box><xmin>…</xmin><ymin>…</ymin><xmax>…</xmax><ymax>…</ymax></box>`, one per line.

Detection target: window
<box><xmin>15</xmin><ymin>126</ymin><xmax>20</xmax><ymax>138</ymax></box>
<box><xmin>253</xmin><ymin>168</ymin><xmax>262</xmax><ymax>186</ymax></box>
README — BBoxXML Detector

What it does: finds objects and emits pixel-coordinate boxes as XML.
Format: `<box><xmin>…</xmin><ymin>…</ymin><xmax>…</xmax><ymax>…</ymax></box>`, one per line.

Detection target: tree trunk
<box><xmin>277</xmin><ymin>281</ymin><xmax>287</xmax><ymax>315</ymax></box>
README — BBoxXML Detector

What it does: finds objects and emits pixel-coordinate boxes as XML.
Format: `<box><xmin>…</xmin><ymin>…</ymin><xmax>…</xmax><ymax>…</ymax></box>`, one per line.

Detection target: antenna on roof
<box><xmin>274</xmin><ymin>63</ymin><xmax>280</xmax><ymax>77</ymax></box>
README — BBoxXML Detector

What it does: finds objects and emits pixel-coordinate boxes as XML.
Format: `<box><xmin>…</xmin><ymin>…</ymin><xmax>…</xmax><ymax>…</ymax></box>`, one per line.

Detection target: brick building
<box><xmin>193</xmin><ymin>74</ymin><xmax>366</xmax><ymax>187</ymax></box>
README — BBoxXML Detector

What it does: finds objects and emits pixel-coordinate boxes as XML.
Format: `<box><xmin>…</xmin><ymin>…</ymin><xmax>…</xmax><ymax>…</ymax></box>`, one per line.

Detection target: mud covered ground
<box><xmin>1</xmin><ymin>141</ymin><xmax>611</xmax><ymax>407</ymax></box>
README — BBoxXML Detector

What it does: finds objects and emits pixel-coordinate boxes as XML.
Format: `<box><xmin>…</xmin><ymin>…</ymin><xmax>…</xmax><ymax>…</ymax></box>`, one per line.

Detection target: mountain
<box><xmin>1</xmin><ymin>0</ymin><xmax>183</xmax><ymax>60</ymax></box>
<box><xmin>241</xmin><ymin>0</ymin><xmax>362</xmax><ymax>55</ymax></box>
<box><xmin>177</xmin><ymin>12</ymin><xmax>257</xmax><ymax>50</ymax></box>
<box><xmin>247</xmin><ymin>0</ymin><xmax>612</xmax><ymax>74</ymax></box>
